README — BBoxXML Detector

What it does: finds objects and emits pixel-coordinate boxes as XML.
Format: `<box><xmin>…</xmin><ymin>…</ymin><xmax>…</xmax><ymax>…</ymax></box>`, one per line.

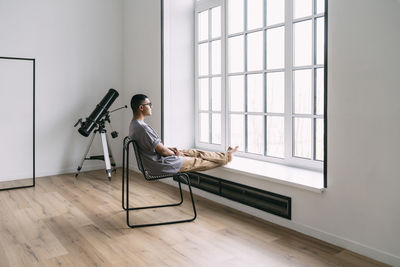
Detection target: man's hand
<box><xmin>168</xmin><ymin>147</ymin><xmax>184</xmax><ymax>156</ymax></box>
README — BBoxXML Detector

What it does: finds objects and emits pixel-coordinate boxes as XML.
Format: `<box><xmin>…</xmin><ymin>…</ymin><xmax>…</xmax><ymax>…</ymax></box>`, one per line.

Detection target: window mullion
<box><xmin>222</xmin><ymin>1</ymin><xmax>228</xmax><ymax>150</ymax></box>
<box><xmin>284</xmin><ymin>0</ymin><xmax>293</xmax><ymax>163</ymax></box>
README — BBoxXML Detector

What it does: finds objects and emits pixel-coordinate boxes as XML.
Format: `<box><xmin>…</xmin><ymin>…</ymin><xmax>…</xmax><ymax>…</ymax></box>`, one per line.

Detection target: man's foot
<box><xmin>227</xmin><ymin>146</ymin><xmax>239</xmax><ymax>162</ymax></box>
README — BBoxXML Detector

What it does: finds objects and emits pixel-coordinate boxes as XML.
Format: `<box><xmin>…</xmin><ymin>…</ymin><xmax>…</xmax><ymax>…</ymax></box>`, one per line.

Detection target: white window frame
<box><xmin>195</xmin><ymin>0</ymin><xmax>325</xmax><ymax>171</ymax></box>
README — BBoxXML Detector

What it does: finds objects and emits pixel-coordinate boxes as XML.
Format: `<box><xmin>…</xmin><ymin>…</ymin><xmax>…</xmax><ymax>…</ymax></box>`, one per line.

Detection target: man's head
<box><xmin>131</xmin><ymin>94</ymin><xmax>152</xmax><ymax>116</ymax></box>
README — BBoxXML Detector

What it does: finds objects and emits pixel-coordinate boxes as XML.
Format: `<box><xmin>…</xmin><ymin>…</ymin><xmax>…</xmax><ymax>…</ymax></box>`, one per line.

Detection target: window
<box><xmin>195</xmin><ymin>0</ymin><xmax>325</xmax><ymax>171</ymax></box>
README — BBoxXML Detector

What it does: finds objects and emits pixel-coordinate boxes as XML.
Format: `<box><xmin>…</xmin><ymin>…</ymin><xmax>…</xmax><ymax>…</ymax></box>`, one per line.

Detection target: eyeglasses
<box><xmin>141</xmin><ymin>102</ymin><xmax>152</xmax><ymax>108</ymax></box>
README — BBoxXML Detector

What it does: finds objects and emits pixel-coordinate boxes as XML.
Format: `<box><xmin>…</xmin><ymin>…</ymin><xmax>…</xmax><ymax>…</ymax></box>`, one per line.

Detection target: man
<box><xmin>129</xmin><ymin>94</ymin><xmax>238</xmax><ymax>176</ymax></box>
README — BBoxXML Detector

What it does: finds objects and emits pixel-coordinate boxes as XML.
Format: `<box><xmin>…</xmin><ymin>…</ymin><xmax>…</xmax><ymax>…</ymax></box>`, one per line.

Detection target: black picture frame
<box><xmin>0</xmin><ymin>56</ymin><xmax>35</xmax><ymax>191</ymax></box>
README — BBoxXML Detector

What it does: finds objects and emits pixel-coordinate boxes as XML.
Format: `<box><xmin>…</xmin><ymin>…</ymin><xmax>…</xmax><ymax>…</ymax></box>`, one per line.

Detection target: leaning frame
<box><xmin>0</xmin><ymin>56</ymin><xmax>35</xmax><ymax>191</ymax></box>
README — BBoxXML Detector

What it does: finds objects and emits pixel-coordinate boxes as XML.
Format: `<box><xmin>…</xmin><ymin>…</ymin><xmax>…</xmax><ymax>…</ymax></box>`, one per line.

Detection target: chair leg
<box><xmin>125</xmin><ymin>173</ymin><xmax>197</xmax><ymax>229</ymax></box>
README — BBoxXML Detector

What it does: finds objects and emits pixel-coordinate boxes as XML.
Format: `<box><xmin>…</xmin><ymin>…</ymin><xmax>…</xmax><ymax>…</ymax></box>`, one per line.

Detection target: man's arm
<box><xmin>155</xmin><ymin>143</ymin><xmax>176</xmax><ymax>156</ymax></box>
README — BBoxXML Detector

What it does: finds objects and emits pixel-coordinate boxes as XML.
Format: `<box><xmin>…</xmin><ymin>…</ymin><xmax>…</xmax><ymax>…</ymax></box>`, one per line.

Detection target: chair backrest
<box><xmin>131</xmin><ymin>140</ymin><xmax>147</xmax><ymax>176</ymax></box>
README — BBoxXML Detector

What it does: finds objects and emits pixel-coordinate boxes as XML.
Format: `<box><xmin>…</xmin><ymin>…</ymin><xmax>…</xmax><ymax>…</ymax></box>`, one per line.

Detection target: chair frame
<box><xmin>122</xmin><ymin>136</ymin><xmax>197</xmax><ymax>228</ymax></box>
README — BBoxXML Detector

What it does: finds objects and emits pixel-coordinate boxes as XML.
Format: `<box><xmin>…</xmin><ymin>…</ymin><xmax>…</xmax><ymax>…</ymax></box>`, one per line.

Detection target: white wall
<box><xmin>122</xmin><ymin>0</ymin><xmax>162</xmax><ymax>139</ymax></box>
<box><xmin>163</xmin><ymin>0</ymin><xmax>195</xmax><ymax>148</ymax></box>
<box><xmin>132</xmin><ymin>0</ymin><xmax>400</xmax><ymax>265</ymax></box>
<box><xmin>0</xmin><ymin>0</ymin><xmax>124</xmax><ymax>178</ymax></box>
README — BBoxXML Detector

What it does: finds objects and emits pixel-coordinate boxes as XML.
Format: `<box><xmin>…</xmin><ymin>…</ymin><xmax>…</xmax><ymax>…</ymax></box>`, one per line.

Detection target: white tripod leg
<box><xmin>105</xmin><ymin>133</ymin><xmax>116</xmax><ymax>172</ymax></box>
<box><xmin>101</xmin><ymin>132</ymin><xmax>112</xmax><ymax>180</ymax></box>
<box><xmin>75</xmin><ymin>131</ymin><xmax>96</xmax><ymax>177</ymax></box>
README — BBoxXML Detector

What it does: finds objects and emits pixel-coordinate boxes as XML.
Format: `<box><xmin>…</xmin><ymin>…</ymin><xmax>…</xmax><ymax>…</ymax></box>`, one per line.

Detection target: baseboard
<box><xmin>36</xmin><ymin>164</ymin><xmax>111</xmax><ymax>178</ymax></box>
<box><xmin>126</xmin><ymin>167</ymin><xmax>399</xmax><ymax>266</ymax></box>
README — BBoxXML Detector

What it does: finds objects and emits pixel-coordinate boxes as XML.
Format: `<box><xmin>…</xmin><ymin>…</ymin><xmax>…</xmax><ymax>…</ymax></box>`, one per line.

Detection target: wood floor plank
<box><xmin>0</xmin><ymin>169</ymin><xmax>390</xmax><ymax>267</ymax></box>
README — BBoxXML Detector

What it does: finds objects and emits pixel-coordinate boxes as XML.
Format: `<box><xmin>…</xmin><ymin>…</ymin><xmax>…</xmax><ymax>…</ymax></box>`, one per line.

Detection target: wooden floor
<box><xmin>0</xmin><ymin>169</ymin><xmax>389</xmax><ymax>267</ymax></box>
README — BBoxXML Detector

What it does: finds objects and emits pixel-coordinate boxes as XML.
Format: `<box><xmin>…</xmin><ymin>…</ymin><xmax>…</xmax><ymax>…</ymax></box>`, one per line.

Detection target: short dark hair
<box><xmin>130</xmin><ymin>94</ymin><xmax>148</xmax><ymax>112</ymax></box>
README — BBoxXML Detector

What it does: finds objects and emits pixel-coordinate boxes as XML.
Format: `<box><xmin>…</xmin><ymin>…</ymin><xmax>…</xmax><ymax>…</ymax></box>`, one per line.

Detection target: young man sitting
<box><xmin>129</xmin><ymin>94</ymin><xmax>238</xmax><ymax>176</ymax></box>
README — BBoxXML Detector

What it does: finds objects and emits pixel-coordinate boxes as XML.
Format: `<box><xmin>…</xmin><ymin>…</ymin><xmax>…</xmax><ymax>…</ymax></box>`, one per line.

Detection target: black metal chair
<box><xmin>122</xmin><ymin>136</ymin><xmax>197</xmax><ymax>228</ymax></box>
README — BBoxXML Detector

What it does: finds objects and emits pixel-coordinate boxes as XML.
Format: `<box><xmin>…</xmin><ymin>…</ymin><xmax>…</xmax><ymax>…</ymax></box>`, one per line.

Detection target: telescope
<box><xmin>75</xmin><ymin>88</ymin><xmax>119</xmax><ymax>137</ymax></box>
<box><xmin>74</xmin><ymin>88</ymin><xmax>127</xmax><ymax>180</ymax></box>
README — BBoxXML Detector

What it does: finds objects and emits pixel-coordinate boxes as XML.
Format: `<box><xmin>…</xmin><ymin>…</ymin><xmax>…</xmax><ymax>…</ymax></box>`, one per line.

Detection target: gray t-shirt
<box><xmin>129</xmin><ymin>119</ymin><xmax>184</xmax><ymax>175</ymax></box>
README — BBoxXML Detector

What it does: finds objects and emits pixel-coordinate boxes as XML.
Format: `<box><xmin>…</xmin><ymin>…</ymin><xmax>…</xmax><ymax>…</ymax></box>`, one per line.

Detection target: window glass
<box><xmin>294</xmin><ymin>117</ymin><xmax>312</xmax><ymax>158</ymax></box>
<box><xmin>199</xmin><ymin>113</ymin><xmax>209</xmax><ymax>143</ymax></box>
<box><xmin>247</xmin><ymin>31</ymin><xmax>264</xmax><ymax>71</ymax></box>
<box><xmin>316</xmin><ymin>17</ymin><xmax>325</xmax><ymax>65</ymax></box>
<box><xmin>212</xmin><ymin>113</ymin><xmax>221</xmax><ymax>144</ymax></box>
<box><xmin>247</xmin><ymin>74</ymin><xmax>264</xmax><ymax>112</ymax></box>
<box><xmin>228</xmin><ymin>35</ymin><xmax>244</xmax><ymax>73</ymax></box>
<box><xmin>316</xmin><ymin>0</ymin><xmax>325</xmax><ymax>14</ymax></box>
<box><xmin>248</xmin><ymin>115</ymin><xmax>264</xmax><ymax>154</ymax></box>
<box><xmin>199</xmin><ymin>43</ymin><xmax>209</xmax><ymax>76</ymax></box>
<box><xmin>266</xmin><ymin>26</ymin><xmax>284</xmax><ymax>69</ymax></box>
<box><xmin>266</xmin><ymin>72</ymin><xmax>284</xmax><ymax>113</ymax></box>
<box><xmin>211</xmin><ymin>7</ymin><xmax>221</xmax><ymax>38</ymax></box>
<box><xmin>293</xmin><ymin>20</ymin><xmax>312</xmax><ymax>67</ymax></box>
<box><xmin>294</xmin><ymin>69</ymin><xmax>312</xmax><ymax>114</ymax></box>
<box><xmin>199</xmin><ymin>78</ymin><xmax>209</xmax><ymax>111</ymax></box>
<box><xmin>293</xmin><ymin>0</ymin><xmax>312</xmax><ymax>19</ymax></box>
<box><xmin>230</xmin><ymin>114</ymin><xmax>245</xmax><ymax>151</ymax></box>
<box><xmin>267</xmin><ymin>0</ymin><xmax>285</xmax><ymax>26</ymax></box>
<box><xmin>315</xmin><ymin>68</ymin><xmax>324</xmax><ymax>115</ymax></box>
<box><xmin>315</xmin><ymin>118</ymin><xmax>324</xmax><ymax>161</ymax></box>
<box><xmin>229</xmin><ymin>75</ymin><xmax>245</xmax><ymax>112</ymax></box>
<box><xmin>267</xmin><ymin>116</ymin><xmax>284</xmax><ymax>158</ymax></box>
<box><xmin>198</xmin><ymin>10</ymin><xmax>209</xmax><ymax>41</ymax></box>
<box><xmin>247</xmin><ymin>0</ymin><xmax>263</xmax><ymax>30</ymax></box>
<box><xmin>212</xmin><ymin>77</ymin><xmax>221</xmax><ymax>111</ymax></box>
<box><xmin>228</xmin><ymin>0</ymin><xmax>244</xmax><ymax>34</ymax></box>
<box><xmin>211</xmin><ymin>40</ymin><xmax>221</xmax><ymax>75</ymax></box>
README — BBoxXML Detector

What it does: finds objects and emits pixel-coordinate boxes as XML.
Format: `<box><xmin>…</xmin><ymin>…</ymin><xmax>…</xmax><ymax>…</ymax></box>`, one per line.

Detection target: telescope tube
<box><xmin>78</xmin><ymin>88</ymin><xmax>119</xmax><ymax>137</ymax></box>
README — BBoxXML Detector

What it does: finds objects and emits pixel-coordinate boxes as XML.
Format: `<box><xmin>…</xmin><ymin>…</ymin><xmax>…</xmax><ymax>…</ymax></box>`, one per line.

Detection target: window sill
<box><xmin>201</xmin><ymin>156</ymin><xmax>325</xmax><ymax>193</ymax></box>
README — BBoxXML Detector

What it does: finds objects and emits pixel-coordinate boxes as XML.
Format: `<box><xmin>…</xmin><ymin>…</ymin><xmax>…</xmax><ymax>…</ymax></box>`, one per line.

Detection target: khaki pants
<box><xmin>178</xmin><ymin>149</ymin><xmax>229</xmax><ymax>172</ymax></box>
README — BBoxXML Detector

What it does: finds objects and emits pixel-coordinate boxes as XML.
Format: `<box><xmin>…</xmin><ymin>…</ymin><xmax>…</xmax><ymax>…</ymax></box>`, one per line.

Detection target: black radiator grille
<box><xmin>174</xmin><ymin>172</ymin><xmax>291</xmax><ymax>220</ymax></box>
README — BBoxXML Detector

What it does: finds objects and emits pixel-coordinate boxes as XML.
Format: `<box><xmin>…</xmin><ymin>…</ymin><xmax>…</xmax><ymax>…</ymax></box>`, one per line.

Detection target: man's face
<box><xmin>140</xmin><ymin>98</ymin><xmax>152</xmax><ymax>116</ymax></box>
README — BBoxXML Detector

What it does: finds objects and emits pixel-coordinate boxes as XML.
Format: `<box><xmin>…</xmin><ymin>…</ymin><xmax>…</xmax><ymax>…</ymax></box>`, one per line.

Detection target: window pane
<box><xmin>293</xmin><ymin>20</ymin><xmax>312</xmax><ymax>67</ymax></box>
<box><xmin>199</xmin><ymin>78</ymin><xmax>209</xmax><ymax>111</ymax></box>
<box><xmin>228</xmin><ymin>35</ymin><xmax>244</xmax><ymax>73</ymax></box>
<box><xmin>211</xmin><ymin>7</ymin><xmax>221</xmax><ymax>38</ymax></box>
<box><xmin>316</xmin><ymin>17</ymin><xmax>325</xmax><ymax>65</ymax></box>
<box><xmin>247</xmin><ymin>74</ymin><xmax>264</xmax><ymax>112</ymax></box>
<box><xmin>199</xmin><ymin>43</ymin><xmax>209</xmax><ymax>76</ymax></box>
<box><xmin>212</xmin><ymin>113</ymin><xmax>221</xmax><ymax>144</ymax></box>
<box><xmin>247</xmin><ymin>31</ymin><xmax>264</xmax><ymax>71</ymax></box>
<box><xmin>266</xmin><ymin>72</ymin><xmax>284</xmax><ymax>113</ymax></box>
<box><xmin>294</xmin><ymin>117</ymin><xmax>312</xmax><ymax>159</ymax></box>
<box><xmin>247</xmin><ymin>0</ymin><xmax>263</xmax><ymax>30</ymax></box>
<box><xmin>199</xmin><ymin>113</ymin><xmax>209</xmax><ymax>143</ymax></box>
<box><xmin>315</xmin><ymin>68</ymin><xmax>324</xmax><ymax>115</ymax></box>
<box><xmin>267</xmin><ymin>0</ymin><xmax>285</xmax><ymax>26</ymax></box>
<box><xmin>211</xmin><ymin>40</ymin><xmax>221</xmax><ymax>75</ymax></box>
<box><xmin>293</xmin><ymin>0</ymin><xmax>312</xmax><ymax>19</ymax></box>
<box><xmin>229</xmin><ymin>75</ymin><xmax>245</xmax><ymax>112</ymax></box>
<box><xmin>294</xmin><ymin>69</ymin><xmax>312</xmax><ymax>114</ymax></box>
<box><xmin>248</xmin><ymin>115</ymin><xmax>264</xmax><ymax>154</ymax></box>
<box><xmin>212</xmin><ymin>77</ymin><xmax>221</xmax><ymax>111</ymax></box>
<box><xmin>230</xmin><ymin>114</ymin><xmax>245</xmax><ymax>151</ymax></box>
<box><xmin>315</xmin><ymin>118</ymin><xmax>324</xmax><ymax>161</ymax></box>
<box><xmin>266</xmin><ymin>26</ymin><xmax>284</xmax><ymax>69</ymax></box>
<box><xmin>198</xmin><ymin>10</ymin><xmax>208</xmax><ymax>41</ymax></box>
<box><xmin>316</xmin><ymin>0</ymin><xmax>325</xmax><ymax>14</ymax></box>
<box><xmin>267</xmin><ymin>116</ymin><xmax>284</xmax><ymax>158</ymax></box>
<box><xmin>228</xmin><ymin>0</ymin><xmax>244</xmax><ymax>34</ymax></box>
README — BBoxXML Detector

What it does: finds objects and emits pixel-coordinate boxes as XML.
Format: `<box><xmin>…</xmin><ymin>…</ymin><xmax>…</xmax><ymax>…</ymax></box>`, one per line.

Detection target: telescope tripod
<box><xmin>75</xmin><ymin>127</ymin><xmax>116</xmax><ymax>180</ymax></box>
